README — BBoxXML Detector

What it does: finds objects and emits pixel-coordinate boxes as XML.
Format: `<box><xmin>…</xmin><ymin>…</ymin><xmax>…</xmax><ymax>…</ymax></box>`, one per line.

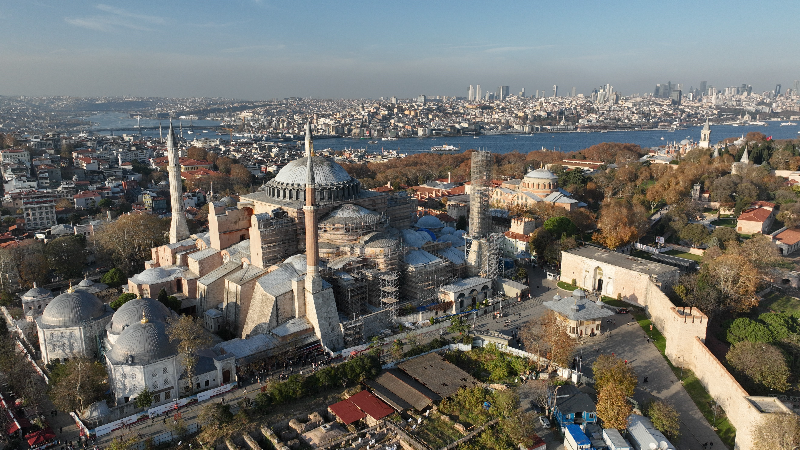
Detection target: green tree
<box><xmin>596</xmin><ymin>383</ymin><xmax>631</xmax><ymax>430</ymax></box>
<box><xmin>94</xmin><ymin>214</ymin><xmax>169</xmax><ymax>275</ymax></box>
<box><xmin>646</xmin><ymin>400</ymin><xmax>681</xmax><ymax>439</ymax></box>
<box><xmin>100</xmin><ymin>268</ymin><xmax>127</xmax><ymax>288</ymax></box>
<box><xmin>678</xmin><ymin>223</ymin><xmax>709</xmax><ymax>248</ymax></box>
<box><xmin>456</xmin><ymin>215</ymin><xmax>468</xmax><ymax>231</ymax></box>
<box><xmin>543</xmin><ymin>216</ymin><xmax>577</xmax><ymax>239</ymax></box>
<box><xmin>448</xmin><ymin>316</ymin><xmax>470</xmax><ymax>336</ymax></box>
<box><xmin>727</xmin><ymin>341</ymin><xmax>790</xmax><ymax>392</ymax></box>
<box><xmin>134</xmin><ymin>387</ymin><xmax>153</xmax><ymax>409</ymax></box>
<box><xmin>725</xmin><ymin>317</ymin><xmax>775</xmax><ymax>345</ymax></box>
<box><xmin>167</xmin><ymin>315</ymin><xmax>212</xmax><ymax>395</ymax></box>
<box><xmin>110</xmin><ymin>292</ymin><xmax>137</xmax><ymax>310</ymax></box>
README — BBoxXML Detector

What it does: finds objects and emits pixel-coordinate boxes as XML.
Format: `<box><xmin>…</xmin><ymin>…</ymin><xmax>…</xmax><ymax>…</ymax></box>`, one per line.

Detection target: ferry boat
<box><xmin>431</xmin><ymin>144</ymin><xmax>460</xmax><ymax>153</ymax></box>
<box><xmin>781</xmin><ymin>122</ymin><xmax>797</xmax><ymax>126</ymax></box>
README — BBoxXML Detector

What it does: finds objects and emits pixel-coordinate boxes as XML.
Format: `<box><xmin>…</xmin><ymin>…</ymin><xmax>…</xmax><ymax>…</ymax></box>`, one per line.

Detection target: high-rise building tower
<box><xmin>167</xmin><ymin>121</ymin><xmax>189</xmax><ymax>244</ymax></box>
<box><xmin>302</xmin><ymin>122</ymin><xmax>344</xmax><ymax>351</ymax></box>
<box><xmin>553</xmin><ymin>85</ymin><xmax>558</xmax><ymax>98</ymax></box>
<box><xmin>571</xmin><ymin>87</ymin><xmax>576</xmax><ymax>97</ymax></box>
<box><xmin>699</xmin><ymin>81</ymin><xmax>707</xmax><ymax>96</ymax></box>
<box><xmin>776</xmin><ymin>84</ymin><xmax>782</xmax><ymax>96</ymax></box>
<box><xmin>497</xmin><ymin>86</ymin><xmax>509</xmax><ymax>101</ymax></box>
<box><xmin>476</xmin><ymin>85</ymin><xmax>482</xmax><ymax>101</ymax></box>
<box><xmin>468</xmin><ymin>85</ymin><xmax>475</xmax><ymax>101</ymax></box>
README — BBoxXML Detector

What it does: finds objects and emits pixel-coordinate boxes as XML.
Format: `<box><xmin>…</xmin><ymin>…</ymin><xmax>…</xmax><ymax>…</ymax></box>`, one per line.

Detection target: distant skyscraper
<box><xmin>699</xmin><ymin>81</ymin><xmax>707</xmax><ymax>96</ymax></box>
<box><xmin>468</xmin><ymin>85</ymin><xmax>475</xmax><ymax>101</ymax></box>
<box><xmin>519</xmin><ymin>88</ymin><xmax>525</xmax><ymax>98</ymax></box>
<box><xmin>553</xmin><ymin>85</ymin><xmax>558</xmax><ymax>98</ymax></box>
<box><xmin>497</xmin><ymin>86</ymin><xmax>509</xmax><ymax>101</ymax></box>
<box><xmin>776</xmin><ymin>84</ymin><xmax>782</xmax><ymax>96</ymax></box>
<box><xmin>476</xmin><ymin>85</ymin><xmax>482</xmax><ymax>101</ymax></box>
<box><xmin>571</xmin><ymin>87</ymin><xmax>576</xmax><ymax>97</ymax></box>
<box><xmin>670</xmin><ymin>89</ymin><xmax>682</xmax><ymax>105</ymax></box>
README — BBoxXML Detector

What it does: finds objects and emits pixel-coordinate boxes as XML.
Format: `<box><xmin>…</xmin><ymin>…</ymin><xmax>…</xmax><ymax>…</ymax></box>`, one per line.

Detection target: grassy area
<box><xmin>631</xmin><ymin>311</ymin><xmax>736</xmax><ymax>449</ymax></box>
<box><xmin>759</xmin><ymin>291</ymin><xmax>800</xmax><ymax>316</ymax></box>
<box><xmin>682</xmin><ymin>371</ymin><xmax>737</xmax><ymax>449</ymax></box>
<box><xmin>557</xmin><ymin>281</ymin><xmax>578</xmax><ymax>291</ymax></box>
<box><xmin>664</xmin><ymin>250</ymin><xmax>704</xmax><ymax>262</ymax></box>
<box><xmin>412</xmin><ymin>413</ymin><xmax>463</xmax><ymax>449</ymax></box>
<box><xmin>711</xmin><ymin>218</ymin><xmax>736</xmax><ymax>228</ymax></box>
<box><xmin>601</xmin><ymin>297</ymin><xmax>629</xmax><ymax>308</ymax></box>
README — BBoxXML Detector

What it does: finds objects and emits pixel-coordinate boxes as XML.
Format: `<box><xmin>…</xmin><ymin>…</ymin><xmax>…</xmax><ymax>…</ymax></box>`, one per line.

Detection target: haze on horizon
<box><xmin>1</xmin><ymin>0</ymin><xmax>798</xmax><ymax>100</ymax></box>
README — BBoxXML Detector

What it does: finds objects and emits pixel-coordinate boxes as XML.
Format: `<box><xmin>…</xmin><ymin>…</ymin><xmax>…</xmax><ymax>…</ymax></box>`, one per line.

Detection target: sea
<box><xmin>87</xmin><ymin>112</ymin><xmax>800</xmax><ymax>155</ymax></box>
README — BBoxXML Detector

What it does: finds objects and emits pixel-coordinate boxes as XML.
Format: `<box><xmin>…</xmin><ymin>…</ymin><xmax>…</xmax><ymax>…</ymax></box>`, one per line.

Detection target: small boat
<box><xmin>431</xmin><ymin>144</ymin><xmax>460</xmax><ymax>153</ymax></box>
<box><xmin>781</xmin><ymin>122</ymin><xmax>797</xmax><ymax>126</ymax></box>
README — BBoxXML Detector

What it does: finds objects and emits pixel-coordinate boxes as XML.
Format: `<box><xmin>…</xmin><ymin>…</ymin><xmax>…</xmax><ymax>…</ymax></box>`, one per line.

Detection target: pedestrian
<box><xmin>60</xmin><ymin>427</ymin><xmax>63</xmax><ymax>433</ymax></box>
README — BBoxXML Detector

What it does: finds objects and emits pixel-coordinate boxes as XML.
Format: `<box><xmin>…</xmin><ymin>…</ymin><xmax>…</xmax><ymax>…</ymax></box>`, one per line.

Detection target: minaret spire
<box><xmin>304</xmin><ymin>121</ymin><xmax>321</xmax><ymax>292</ymax></box>
<box><xmin>168</xmin><ymin>120</ymin><xmax>190</xmax><ymax>244</ymax></box>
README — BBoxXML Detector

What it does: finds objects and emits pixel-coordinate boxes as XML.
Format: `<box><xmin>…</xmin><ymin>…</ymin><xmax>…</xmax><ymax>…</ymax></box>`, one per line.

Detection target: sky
<box><xmin>0</xmin><ymin>0</ymin><xmax>798</xmax><ymax>100</ymax></box>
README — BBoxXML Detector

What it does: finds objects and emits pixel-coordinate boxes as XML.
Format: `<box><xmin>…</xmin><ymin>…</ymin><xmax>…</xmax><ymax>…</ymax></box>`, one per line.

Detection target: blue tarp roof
<box><xmin>565</xmin><ymin>424</ymin><xmax>591</xmax><ymax>446</ymax></box>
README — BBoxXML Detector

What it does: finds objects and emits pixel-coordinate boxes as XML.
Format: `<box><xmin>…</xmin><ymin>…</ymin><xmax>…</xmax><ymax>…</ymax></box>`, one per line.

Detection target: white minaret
<box><xmin>699</xmin><ymin>118</ymin><xmax>711</xmax><ymax>149</ymax></box>
<box><xmin>167</xmin><ymin>121</ymin><xmax>190</xmax><ymax>244</ymax></box>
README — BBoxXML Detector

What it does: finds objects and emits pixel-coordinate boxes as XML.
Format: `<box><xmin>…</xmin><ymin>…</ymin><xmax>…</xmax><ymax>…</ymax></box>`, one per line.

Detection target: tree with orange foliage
<box><xmin>593</xmin><ymin>199</ymin><xmax>649</xmax><ymax>249</ymax></box>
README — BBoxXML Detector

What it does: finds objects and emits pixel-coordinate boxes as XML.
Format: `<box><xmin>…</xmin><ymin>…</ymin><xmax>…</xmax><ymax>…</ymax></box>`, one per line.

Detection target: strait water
<box><xmin>87</xmin><ymin>112</ymin><xmax>800</xmax><ymax>155</ymax></box>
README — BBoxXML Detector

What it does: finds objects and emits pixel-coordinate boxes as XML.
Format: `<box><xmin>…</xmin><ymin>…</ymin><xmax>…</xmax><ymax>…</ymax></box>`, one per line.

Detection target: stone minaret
<box><xmin>167</xmin><ymin>121</ymin><xmax>190</xmax><ymax>244</ymax></box>
<box><xmin>301</xmin><ymin>121</ymin><xmax>344</xmax><ymax>351</ymax></box>
<box><xmin>304</xmin><ymin>122</ymin><xmax>322</xmax><ymax>293</ymax></box>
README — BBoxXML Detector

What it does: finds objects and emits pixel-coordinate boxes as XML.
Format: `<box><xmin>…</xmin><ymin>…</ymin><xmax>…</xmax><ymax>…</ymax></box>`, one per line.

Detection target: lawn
<box><xmin>711</xmin><ymin>218</ymin><xmax>736</xmax><ymax>228</ymax></box>
<box><xmin>556</xmin><ymin>281</ymin><xmax>578</xmax><ymax>291</ymax></box>
<box><xmin>664</xmin><ymin>250</ymin><xmax>703</xmax><ymax>262</ymax></box>
<box><xmin>759</xmin><ymin>291</ymin><xmax>800</xmax><ymax>316</ymax></box>
<box><xmin>631</xmin><ymin>311</ymin><xmax>736</xmax><ymax>449</ymax></box>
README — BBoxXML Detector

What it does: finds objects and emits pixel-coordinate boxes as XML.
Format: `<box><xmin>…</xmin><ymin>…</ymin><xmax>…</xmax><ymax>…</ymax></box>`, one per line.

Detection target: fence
<box><xmin>633</xmin><ymin>242</ymin><xmax>670</xmax><ymax>255</ymax></box>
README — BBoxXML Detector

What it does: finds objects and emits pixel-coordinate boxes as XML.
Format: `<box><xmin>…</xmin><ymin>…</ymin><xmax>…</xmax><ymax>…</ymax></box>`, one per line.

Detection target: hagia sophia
<box><xmin>32</xmin><ymin>123</ymin><xmax>537</xmax><ymax>413</ymax></box>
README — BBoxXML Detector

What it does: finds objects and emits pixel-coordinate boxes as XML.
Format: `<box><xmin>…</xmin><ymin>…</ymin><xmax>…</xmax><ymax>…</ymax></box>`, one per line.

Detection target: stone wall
<box><xmin>640</xmin><ymin>280</ymin><xmax>760</xmax><ymax>450</ymax></box>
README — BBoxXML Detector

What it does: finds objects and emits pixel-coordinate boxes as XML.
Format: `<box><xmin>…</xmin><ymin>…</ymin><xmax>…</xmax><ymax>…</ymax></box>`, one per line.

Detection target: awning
<box><xmin>26</xmin><ymin>427</ymin><xmax>56</xmax><ymax>446</ymax></box>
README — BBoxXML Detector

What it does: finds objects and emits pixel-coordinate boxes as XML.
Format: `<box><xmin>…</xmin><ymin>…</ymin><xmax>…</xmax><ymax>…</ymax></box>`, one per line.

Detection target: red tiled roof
<box><xmin>504</xmin><ymin>230</ymin><xmax>529</xmax><ymax>241</ymax></box>
<box><xmin>738</xmin><ymin>207</ymin><xmax>773</xmax><ymax>223</ymax></box>
<box><xmin>346</xmin><ymin>390</ymin><xmax>394</xmax><ymax>421</ymax></box>
<box><xmin>775</xmin><ymin>228</ymin><xmax>800</xmax><ymax>246</ymax></box>
<box><xmin>328</xmin><ymin>399</ymin><xmax>366</xmax><ymax>425</ymax></box>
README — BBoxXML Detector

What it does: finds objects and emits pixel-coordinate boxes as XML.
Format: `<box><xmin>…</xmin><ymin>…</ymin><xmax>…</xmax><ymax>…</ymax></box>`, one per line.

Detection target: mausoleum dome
<box><xmin>108</xmin><ymin>320</ymin><xmax>177</xmax><ymax>366</ymax></box>
<box><xmin>41</xmin><ymin>291</ymin><xmax>106</xmax><ymax>327</ymax></box>
<box><xmin>109</xmin><ymin>298</ymin><xmax>173</xmax><ymax>335</ymax></box>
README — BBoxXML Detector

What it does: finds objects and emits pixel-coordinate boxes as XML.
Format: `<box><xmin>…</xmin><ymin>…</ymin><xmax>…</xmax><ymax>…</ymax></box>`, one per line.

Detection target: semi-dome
<box><xmin>109</xmin><ymin>298</ymin><xmax>173</xmax><ymax>335</ymax></box>
<box><xmin>415</xmin><ymin>215</ymin><xmax>444</xmax><ymax>229</ymax></box>
<box><xmin>524</xmin><ymin>168</ymin><xmax>558</xmax><ymax>180</ymax></box>
<box><xmin>41</xmin><ymin>291</ymin><xmax>106</xmax><ymax>327</ymax></box>
<box><xmin>320</xmin><ymin>204</ymin><xmax>382</xmax><ymax>226</ymax></box>
<box><xmin>108</xmin><ymin>320</ymin><xmax>177</xmax><ymax>365</ymax></box>
<box><xmin>273</xmin><ymin>156</ymin><xmax>353</xmax><ymax>186</ymax></box>
<box><xmin>129</xmin><ymin>267</ymin><xmax>181</xmax><ymax>285</ymax></box>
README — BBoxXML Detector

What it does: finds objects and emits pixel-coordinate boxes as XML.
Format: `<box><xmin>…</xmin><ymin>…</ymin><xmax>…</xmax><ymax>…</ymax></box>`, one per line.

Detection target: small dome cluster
<box><xmin>41</xmin><ymin>291</ymin><xmax>107</xmax><ymax>327</ymax></box>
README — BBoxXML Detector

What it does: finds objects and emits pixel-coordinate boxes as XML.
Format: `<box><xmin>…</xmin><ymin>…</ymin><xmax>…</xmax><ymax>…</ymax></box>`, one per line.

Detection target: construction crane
<box><xmin>221</xmin><ymin>127</ymin><xmax>235</xmax><ymax>145</ymax></box>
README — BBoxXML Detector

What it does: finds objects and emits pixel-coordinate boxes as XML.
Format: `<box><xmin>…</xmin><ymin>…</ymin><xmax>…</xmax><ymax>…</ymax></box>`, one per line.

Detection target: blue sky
<box><xmin>1</xmin><ymin>1</ymin><xmax>797</xmax><ymax>99</ymax></box>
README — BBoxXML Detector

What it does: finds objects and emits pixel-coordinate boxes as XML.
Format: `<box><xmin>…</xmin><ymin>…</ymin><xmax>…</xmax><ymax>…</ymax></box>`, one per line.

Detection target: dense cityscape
<box><xmin>3</xmin><ymin>1</ymin><xmax>800</xmax><ymax>449</ymax></box>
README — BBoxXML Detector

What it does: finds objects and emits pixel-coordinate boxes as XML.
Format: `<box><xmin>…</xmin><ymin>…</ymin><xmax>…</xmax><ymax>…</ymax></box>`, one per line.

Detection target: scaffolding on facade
<box><xmin>469</xmin><ymin>149</ymin><xmax>492</xmax><ymax>239</ymax></box>
<box><xmin>379</xmin><ymin>271</ymin><xmax>399</xmax><ymax>320</ymax></box>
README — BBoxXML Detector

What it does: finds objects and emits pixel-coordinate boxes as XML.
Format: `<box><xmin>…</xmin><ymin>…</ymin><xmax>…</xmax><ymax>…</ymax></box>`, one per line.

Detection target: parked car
<box><xmin>617</xmin><ymin>308</ymin><xmax>629</xmax><ymax>314</ymax></box>
<box><xmin>538</xmin><ymin>416</ymin><xmax>551</xmax><ymax>428</ymax></box>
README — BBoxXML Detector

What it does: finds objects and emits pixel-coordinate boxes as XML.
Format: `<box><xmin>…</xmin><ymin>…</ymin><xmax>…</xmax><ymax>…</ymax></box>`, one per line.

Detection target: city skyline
<box><xmin>1</xmin><ymin>0</ymin><xmax>798</xmax><ymax>100</ymax></box>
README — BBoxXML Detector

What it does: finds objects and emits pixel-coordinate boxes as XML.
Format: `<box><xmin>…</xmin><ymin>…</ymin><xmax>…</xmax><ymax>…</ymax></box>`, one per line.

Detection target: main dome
<box><xmin>273</xmin><ymin>156</ymin><xmax>354</xmax><ymax>186</ymax></box>
<box><xmin>265</xmin><ymin>156</ymin><xmax>361</xmax><ymax>204</ymax></box>
<box><xmin>41</xmin><ymin>291</ymin><xmax>108</xmax><ymax>327</ymax></box>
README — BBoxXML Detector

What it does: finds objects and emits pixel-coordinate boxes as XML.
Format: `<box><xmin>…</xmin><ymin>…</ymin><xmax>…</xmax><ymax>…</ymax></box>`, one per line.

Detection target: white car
<box><xmin>538</xmin><ymin>416</ymin><xmax>551</xmax><ymax>428</ymax></box>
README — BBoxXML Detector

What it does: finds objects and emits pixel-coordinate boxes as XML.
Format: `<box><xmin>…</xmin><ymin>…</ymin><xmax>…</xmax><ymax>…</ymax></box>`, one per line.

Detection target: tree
<box><xmin>678</xmin><ymin>223</ymin><xmax>709</xmax><ymax>248</ymax></box>
<box><xmin>110</xmin><ymin>292</ymin><xmax>137</xmax><ymax>310</ymax></box>
<box><xmin>107</xmin><ymin>436</ymin><xmax>139</xmax><ymax>450</ymax></box>
<box><xmin>727</xmin><ymin>341</ymin><xmax>790</xmax><ymax>392</ymax></box>
<box><xmin>543</xmin><ymin>216</ymin><xmax>577</xmax><ymax>239</ymax></box>
<box><xmin>752</xmin><ymin>412</ymin><xmax>800</xmax><ymax>450</ymax></box>
<box><xmin>725</xmin><ymin>317</ymin><xmax>776</xmax><ymax>345</ymax></box>
<box><xmin>709</xmin><ymin>226</ymin><xmax>739</xmax><ymax>248</ymax></box>
<box><xmin>592</xmin><ymin>354</ymin><xmax>637</xmax><ymax>397</ymax></box>
<box><xmin>596</xmin><ymin>383</ymin><xmax>631</xmax><ymax>430</ymax></box>
<box><xmin>198</xmin><ymin>402</ymin><xmax>233</xmax><ymax>426</ymax></box>
<box><xmin>45</xmin><ymin>235</ymin><xmax>87</xmax><ymax>279</ymax></box>
<box><xmin>456</xmin><ymin>215</ymin><xmax>467</xmax><ymax>231</ymax></box>
<box><xmin>157</xmin><ymin>288</ymin><xmax>181</xmax><ymax>312</ymax></box>
<box><xmin>48</xmin><ymin>357</ymin><xmax>109</xmax><ymax>412</ymax></box>
<box><xmin>646</xmin><ymin>401</ymin><xmax>681</xmax><ymax>439</ymax></box>
<box><xmin>448</xmin><ymin>316</ymin><xmax>470</xmax><ymax>336</ymax></box>
<box><xmin>703</xmin><ymin>253</ymin><xmax>759</xmax><ymax>312</ymax></box>
<box><xmin>100</xmin><ymin>268</ymin><xmax>127</xmax><ymax>288</ymax></box>
<box><xmin>520</xmin><ymin>311</ymin><xmax>575</xmax><ymax>367</ymax></box>
<box><xmin>167</xmin><ymin>315</ymin><xmax>212</xmax><ymax>394</ymax></box>
<box><xmin>134</xmin><ymin>387</ymin><xmax>153</xmax><ymax>409</ymax></box>
<box><xmin>94</xmin><ymin>214</ymin><xmax>169</xmax><ymax>275</ymax></box>
<box><xmin>593</xmin><ymin>199</ymin><xmax>649</xmax><ymax>250</ymax></box>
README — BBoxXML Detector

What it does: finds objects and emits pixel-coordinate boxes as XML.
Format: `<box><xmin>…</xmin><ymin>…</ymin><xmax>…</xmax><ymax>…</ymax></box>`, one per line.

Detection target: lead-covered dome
<box><xmin>265</xmin><ymin>156</ymin><xmax>361</xmax><ymax>204</ymax></box>
<box><xmin>41</xmin><ymin>291</ymin><xmax>107</xmax><ymax>327</ymax></box>
<box><xmin>274</xmin><ymin>156</ymin><xmax>353</xmax><ymax>185</ymax></box>
<box><xmin>22</xmin><ymin>284</ymin><xmax>52</xmax><ymax>301</ymax></box>
<box><xmin>109</xmin><ymin>298</ymin><xmax>173</xmax><ymax>335</ymax></box>
<box><xmin>524</xmin><ymin>168</ymin><xmax>558</xmax><ymax>180</ymax></box>
<box><xmin>107</xmin><ymin>320</ymin><xmax>177</xmax><ymax>365</ymax></box>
